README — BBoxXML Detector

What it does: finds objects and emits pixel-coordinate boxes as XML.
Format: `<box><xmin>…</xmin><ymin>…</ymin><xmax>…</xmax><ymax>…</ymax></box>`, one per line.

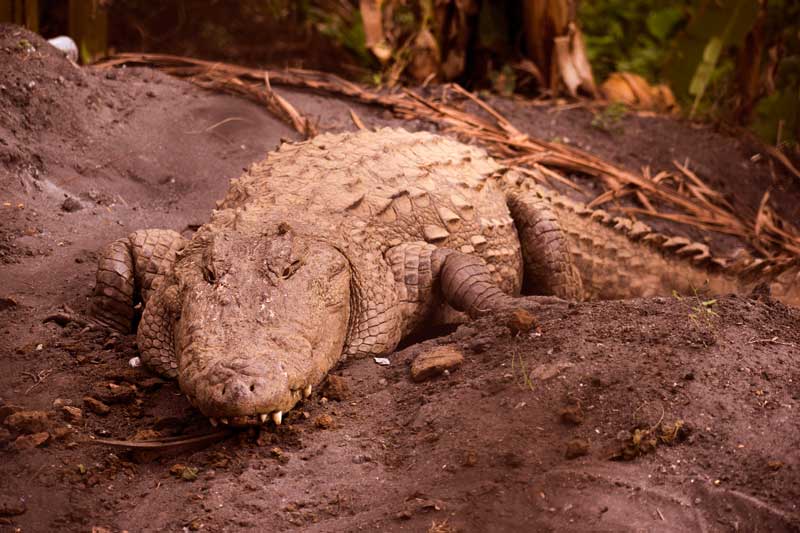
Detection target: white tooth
<box><xmin>209</xmin><ymin>418</ymin><xmax>218</xmax><ymax>427</ymax></box>
<box><xmin>303</xmin><ymin>384</ymin><xmax>312</xmax><ymax>398</ymax></box>
<box><xmin>260</xmin><ymin>413</ymin><xmax>268</xmax><ymax>423</ymax></box>
<box><xmin>221</xmin><ymin>418</ymin><xmax>229</xmax><ymax>425</ymax></box>
<box><xmin>272</xmin><ymin>411</ymin><xmax>283</xmax><ymax>426</ymax></box>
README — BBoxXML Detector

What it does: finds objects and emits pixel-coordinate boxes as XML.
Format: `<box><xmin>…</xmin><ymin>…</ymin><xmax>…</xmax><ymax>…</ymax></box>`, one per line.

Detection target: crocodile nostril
<box><xmin>249</xmin><ymin>383</ymin><xmax>256</xmax><ymax>392</ymax></box>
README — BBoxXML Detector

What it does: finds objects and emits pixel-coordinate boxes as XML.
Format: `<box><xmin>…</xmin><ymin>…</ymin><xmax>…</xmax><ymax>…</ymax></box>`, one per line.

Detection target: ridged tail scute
<box><xmin>503</xmin><ymin>172</ymin><xmax>799</xmax><ymax>306</ymax></box>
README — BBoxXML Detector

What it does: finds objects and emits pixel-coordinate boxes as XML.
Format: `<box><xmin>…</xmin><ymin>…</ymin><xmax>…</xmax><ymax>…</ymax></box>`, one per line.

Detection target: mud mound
<box><xmin>0</xmin><ymin>24</ymin><xmax>798</xmax><ymax>532</ymax></box>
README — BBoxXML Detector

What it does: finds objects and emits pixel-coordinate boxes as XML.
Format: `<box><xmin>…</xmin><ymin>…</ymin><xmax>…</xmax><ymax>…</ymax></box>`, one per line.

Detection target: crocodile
<box><xmin>90</xmin><ymin>128</ymin><xmax>800</xmax><ymax>426</ymax></box>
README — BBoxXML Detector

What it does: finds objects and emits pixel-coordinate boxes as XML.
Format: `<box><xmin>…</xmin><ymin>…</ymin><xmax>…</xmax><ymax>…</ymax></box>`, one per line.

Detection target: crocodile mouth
<box><xmin>190</xmin><ymin>383</ymin><xmax>313</xmax><ymax>427</ymax></box>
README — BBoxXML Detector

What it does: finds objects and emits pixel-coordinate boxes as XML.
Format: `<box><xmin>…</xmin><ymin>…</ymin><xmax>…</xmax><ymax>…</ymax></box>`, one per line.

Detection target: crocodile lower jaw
<box><xmin>199</xmin><ymin>384</ymin><xmax>312</xmax><ymax>427</ymax></box>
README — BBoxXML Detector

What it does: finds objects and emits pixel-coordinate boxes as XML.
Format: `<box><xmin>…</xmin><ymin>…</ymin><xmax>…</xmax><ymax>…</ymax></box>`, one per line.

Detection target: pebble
<box><xmin>410</xmin><ymin>345</ymin><xmax>464</xmax><ymax>382</ymax></box>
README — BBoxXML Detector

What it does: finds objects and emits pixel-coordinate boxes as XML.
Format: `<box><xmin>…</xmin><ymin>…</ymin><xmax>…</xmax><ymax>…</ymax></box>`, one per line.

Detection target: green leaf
<box><xmin>647</xmin><ymin>7</ymin><xmax>685</xmax><ymax>41</ymax></box>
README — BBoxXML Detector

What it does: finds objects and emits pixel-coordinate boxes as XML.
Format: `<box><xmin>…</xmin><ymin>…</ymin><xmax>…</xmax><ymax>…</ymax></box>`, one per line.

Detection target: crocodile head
<box><xmin>174</xmin><ymin>222</ymin><xmax>351</xmax><ymax>426</ymax></box>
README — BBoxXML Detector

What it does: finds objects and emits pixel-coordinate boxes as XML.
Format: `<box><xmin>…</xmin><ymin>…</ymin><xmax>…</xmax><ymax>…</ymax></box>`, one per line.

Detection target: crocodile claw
<box><xmin>260</xmin><ymin>413</ymin><xmax>268</xmax><ymax>423</ymax></box>
<box><xmin>303</xmin><ymin>384</ymin><xmax>312</xmax><ymax>398</ymax></box>
<box><xmin>272</xmin><ymin>411</ymin><xmax>283</xmax><ymax>426</ymax></box>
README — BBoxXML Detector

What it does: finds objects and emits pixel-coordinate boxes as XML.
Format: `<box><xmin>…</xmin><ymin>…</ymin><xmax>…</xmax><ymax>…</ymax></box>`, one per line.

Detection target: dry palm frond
<box><xmin>93</xmin><ymin>54</ymin><xmax>800</xmax><ymax>263</ymax></box>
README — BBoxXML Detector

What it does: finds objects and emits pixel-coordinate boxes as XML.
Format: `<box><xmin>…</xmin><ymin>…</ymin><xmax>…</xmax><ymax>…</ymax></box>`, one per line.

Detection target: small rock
<box><xmin>52</xmin><ymin>398</ymin><xmax>73</xmax><ymax>408</ymax></box>
<box><xmin>83</xmin><ymin>396</ymin><xmax>111</xmax><ymax>415</ymax></box>
<box><xmin>564</xmin><ymin>438</ymin><xmax>590</xmax><ymax>459</ymax></box>
<box><xmin>314</xmin><ymin>414</ymin><xmax>334</xmax><ymax>429</ymax></box>
<box><xmin>62</xmin><ymin>405</ymin><xmax>82</xmax><ymax>423</ymax></box>
<box><xmin>4</xmin><ymin>410</ymin><xmax>50</xmax><ymax>433</ymax></box>
<box><xmin>410</xmin><ymin>345</ymin><xmax>464</xmax><ymax>382</ymax></box>
<box><xmin>507</xmin><ymin>308</ymin><xmax>538</xmax><ymax>336</ymax></box>
<box><xmin>321</xmin><ymin>375</ymin><xmax>349</xmax><ymax>401</ymax></box>
<box><xmin>61</xmin><ymin>196</ymin><xmax>83</xmax><ymax>212</ymax></box>
<box><xmin>13</xmin><ymin>431</ymin><xmax>50</xmax><ymax>450</ymax></box>
<box><xmin>352</xmin><ymin>454</ymin><xmax>372</xmax><ymax>464</ymax></box>
<box><xmin>0</xmin><ymin>495</ymin><xmax>27</xmax><ymax>516</ymax></box>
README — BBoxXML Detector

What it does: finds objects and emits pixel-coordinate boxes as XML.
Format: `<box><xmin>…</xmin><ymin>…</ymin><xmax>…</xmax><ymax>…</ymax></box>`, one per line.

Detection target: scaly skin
<box><xmin>91</xmin><ymin>129</ymin><xmax>800</xmax><ymax>426</ymax></box>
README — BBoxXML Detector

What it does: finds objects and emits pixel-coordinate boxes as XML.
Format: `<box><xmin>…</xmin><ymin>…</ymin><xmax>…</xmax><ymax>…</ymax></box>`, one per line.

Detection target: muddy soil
<box><xmin>1</xmin><ymin>25</ymin><xmax>798</xmax><ymax>533</ymax></box>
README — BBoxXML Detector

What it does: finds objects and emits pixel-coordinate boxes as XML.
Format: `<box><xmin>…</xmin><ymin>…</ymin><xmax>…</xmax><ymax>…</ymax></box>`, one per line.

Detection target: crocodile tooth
<box><xmin>209</xmin><ymin>418</ymin><xmax>218</xmax><ymax>427</ymax></box>
<box><xmin>272</xmin><ymin>411</ymin><xmax>283</xmax><ymax>426</ymax></box>
<box><xmin>260</xmin><ymin>413</ymin><xmax>269</xmax><ymax>423</ymax></box>
<box><xmin>303</xmin><ymin>384</ymin><xmax>312</xmax><ymax>398</ymax></box>
<box><xmin>221</xmin><ymin>418</ymin><xmax>229</xmax><ymax>425</ymax></box>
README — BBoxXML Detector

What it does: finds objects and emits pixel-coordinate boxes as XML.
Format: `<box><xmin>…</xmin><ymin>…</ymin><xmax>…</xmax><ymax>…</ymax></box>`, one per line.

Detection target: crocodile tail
<box><xmin>503</xmin><ymin>173</ymin><xmax>798</xmax><ymax>306</ymax></box>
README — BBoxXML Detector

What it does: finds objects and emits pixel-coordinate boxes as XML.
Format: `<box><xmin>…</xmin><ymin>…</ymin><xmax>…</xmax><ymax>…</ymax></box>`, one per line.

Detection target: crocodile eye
<box><xmin>280</xmin><ymin>260</ymin><xmax>302</xmax><ymax>280</ymax></box>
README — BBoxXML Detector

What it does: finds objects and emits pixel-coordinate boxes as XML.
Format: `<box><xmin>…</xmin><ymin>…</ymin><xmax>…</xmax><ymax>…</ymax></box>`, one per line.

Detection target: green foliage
<box><xmin>578</xmin><ymin>0</ymin><xmax>691</xmax><ymax>83</ymax></box>
<box><xmin>307</xmin><ymin>3</ymin><xmax>374</xmax><ymax>67</ymax></box>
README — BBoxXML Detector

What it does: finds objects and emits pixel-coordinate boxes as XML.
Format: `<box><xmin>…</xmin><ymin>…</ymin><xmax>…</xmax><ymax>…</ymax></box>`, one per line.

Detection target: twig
<box><xmin>23</xmin><ymin>368</ymin><xmax>53</xmax><ymax>393</ymax></box>
<box><xmin>746</xmin><ymin>336</ymin><xmax>796</xmax><ymax>347</ymax></box>
<box><xmin>348</xmin><ymin>108</ymin><xmax>366</xmax><ymax>130</ymax></box>
<box><xmin>88</xmin><ymin>429</ymin><xmax>233</xmax><ymax>449</ymax></box>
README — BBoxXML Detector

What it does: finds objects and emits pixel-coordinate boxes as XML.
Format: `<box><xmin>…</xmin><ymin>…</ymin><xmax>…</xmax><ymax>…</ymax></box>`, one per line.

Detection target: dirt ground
<box><xmin>1</xmin><ymin>25</ymin><xmax>799</xmax><ymax>533</ymax></box>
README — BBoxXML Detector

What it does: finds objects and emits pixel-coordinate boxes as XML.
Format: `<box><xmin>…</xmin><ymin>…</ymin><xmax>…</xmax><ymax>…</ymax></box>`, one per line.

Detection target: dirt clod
<box><xmin>12</xmin><ymin>431</ymin><xmax>50</xmax><ymax>450</ymax></box>
<box><xmin>507</xmin><ymin>308</ymin><xmax>538</xmax><ymax>336</ymax></box>
<box><xmin>4</xmin><ymin>410</ymin><xmax>50</xmax><ymax>434</ymax></box>
<box><xmin>0</xmin><ymin>495</ymin><xmax>27</xmax><ymax>516</ymax></box>
<box><xmin>83</xmin><ymin>397</ymin><xmax>111</xmax><ymax>416</ymax></box>
<box><xmin>558</xmin><ymin>403</ymin><xmax>584</xmax><ymax>426</ymax></box>
<box><xmin>564</xmin><ymin>438</ymin><xmax>590</xmax><ymax>459</ymax></box>
<box><xmin>91</xmin><ymin>382</ymin><xmax>136</xmax><ymax>404</ymax></box>
<box><xmin>60</xmin><ymin>197</ymin><xmax>83</xmax><ymax>212</ymax></box>
<box><xmin>320</xmin><ymin>375</ymin><xmax>349</xmax><ymax>401</ymax></box>
<box><xmin>314</xmin><ymin>414</ymin><xmax>334</xmax><ymax>429</ymax></box>
<box><xmin>410</xmin><ymin>346</ymin><xmax>464</xmax><ymax>382</ymax></box>
<box><xmin>61</xmin><ymin>406</ymin><xmax>82</xmax><ymax>423</ymax></box>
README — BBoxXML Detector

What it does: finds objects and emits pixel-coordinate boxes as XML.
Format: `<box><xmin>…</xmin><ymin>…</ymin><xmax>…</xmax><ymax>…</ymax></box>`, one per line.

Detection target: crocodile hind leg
<box><xmin>91</xmin><ymin>229</ymin><xmax>187</xmax><ymax>332</ymax></box>
<box><xmin>386</xmin><ymin>242</ymin><xmax>544</xmax><ymax>334</ymax></box>
<box><xmin>507</xmin><ymin>192</ymin><xmax>585</xmax><ymax>300</ymax></box>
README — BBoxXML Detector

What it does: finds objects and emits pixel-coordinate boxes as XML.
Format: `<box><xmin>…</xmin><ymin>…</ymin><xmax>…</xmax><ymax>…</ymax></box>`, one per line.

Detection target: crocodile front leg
<box><xmin>137</xmin><ymin>283</ymin><xmax>181</xmax><ymax>379</ymax></box>
<box><xmin>91</xmin><ymin>229</ymin><xmax>187</xmax><ymax>332</ymax></box>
